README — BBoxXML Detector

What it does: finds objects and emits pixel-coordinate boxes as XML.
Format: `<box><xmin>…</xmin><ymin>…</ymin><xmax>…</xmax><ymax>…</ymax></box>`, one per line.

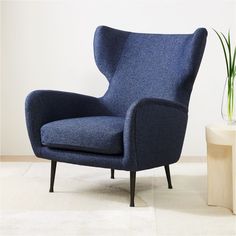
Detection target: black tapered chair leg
<box><xmin>130</xmin><ymin>171</ymin><xmax>136</xmax><ymax>207</ymax></box>
<box><xmin>164</xmin><ymin>165</ymin><xmax>173</xmax><ymax>189</ymax></box>
<box><xmin>111</xmin><ymin>169</ymin><xmax>115</xmax><ymax>179</ymax></box>
<box><xmin>49</xmin><ymin>160</ymin><xmax>57</xmax><ymax>192</ymax></box>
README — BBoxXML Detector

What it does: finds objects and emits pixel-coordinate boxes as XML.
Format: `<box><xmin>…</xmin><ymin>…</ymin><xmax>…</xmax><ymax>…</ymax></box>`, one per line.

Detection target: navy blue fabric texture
<box><xmin>41</xmin><ymin>116</ymin><xmax>124</xmax><ymax>155</ymax></box>
<box><xmin>94</xmin><ymin>26</ymin><xmax>207</xmax><ymax>115</ymax></box>
<box><xmin>25</xmin><ymin>90</ymin><xmax>111</xmax><ymax>157</ymax></box>
<box><xmin>123</xmin><ymin>98</ymin><xmax>188</xmax><ymax>171</ymax></box>
<box><xmin>25</xmin><ymin>26</ymin><xmax>207</xmax><ymax>171</ymax></box>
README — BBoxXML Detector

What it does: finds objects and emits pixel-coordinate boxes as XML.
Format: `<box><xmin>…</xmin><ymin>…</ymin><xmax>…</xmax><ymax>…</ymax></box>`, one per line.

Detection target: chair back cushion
<box><xmin>94</xmin><ymin>26</ymin><xmax>207</xmax><ymax>115</ymax></box>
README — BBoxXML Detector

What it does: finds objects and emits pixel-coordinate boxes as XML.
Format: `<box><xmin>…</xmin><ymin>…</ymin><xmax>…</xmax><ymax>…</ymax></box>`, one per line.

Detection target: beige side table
<box><xmin>206</xmin><ymin>124</ymin><xmax>236</xmax><ymax>214</ymax></box>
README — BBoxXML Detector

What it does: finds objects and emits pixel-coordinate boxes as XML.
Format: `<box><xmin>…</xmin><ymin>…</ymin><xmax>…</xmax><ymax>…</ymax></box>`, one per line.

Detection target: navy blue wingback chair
<box><xmin>25</xmin><ymin>26</ymin><xmax>207</xmax><ymax>207</ymax></box>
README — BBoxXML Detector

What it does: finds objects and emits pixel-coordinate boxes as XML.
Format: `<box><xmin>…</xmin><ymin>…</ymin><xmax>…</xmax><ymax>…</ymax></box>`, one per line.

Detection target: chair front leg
<box><xmin>164</xmin><ymin>165</ymin><xmax>173</xmax><ymax>189</ymax></box>
<box><xmin>111</xmin><ymin>169</ymin><xmax>115</xmax><ymax>179</ymax></box>
<box><xmin>49</xmin><ymin>160</ymin><xmax>57</xmax><ymax>192</ymax></box>
<box><xmin>130</xmin><ymin>171</ymin><xmax>136</xmax><ymax>207</ymax></box>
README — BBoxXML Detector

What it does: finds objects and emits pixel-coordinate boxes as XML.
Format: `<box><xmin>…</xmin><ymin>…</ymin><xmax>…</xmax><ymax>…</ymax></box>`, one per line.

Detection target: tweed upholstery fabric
<box><xmin>123</xmin><ymin>98</ymin><xmax>188</xmax><ymax>171</ymax></box>
<box><xmin>94</xmin><ymin>26</ymin><xmax>207</xmax><ymax>115</ymax></box>
<box><xmin>25</xmin><ymin>26</ymin><xmax>207</xmax><ymax>171</ymax></box>
<box><xmin>41</xmin><ymin>116</ymin><xmax>124</xmax><ymax>155</ymax></box>
<box><xmin>25</xmin><ymin>90</ymin><xmax>111</xmax><ymax>156</ymax></box>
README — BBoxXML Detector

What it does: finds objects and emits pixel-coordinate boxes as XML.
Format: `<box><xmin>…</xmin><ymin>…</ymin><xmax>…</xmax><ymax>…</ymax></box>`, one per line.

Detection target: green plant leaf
<box><xmin>221</xmin><ymin>31</ymin><xmax>232</xmax><ymax>77</ymax></box>
<box><xmin>232</xmin><ymin>46</ymin><xmax>236</xmax><ymax>77</ymax></box>
<box><xmin>227</xmin><ymin>30</ymin><xmax>232</xmax><ymax>77</ymax></box>
<box><xmin>213</xmin><ymin>29</ymin><xmax>229</xmax><ymax>77</ymax></box>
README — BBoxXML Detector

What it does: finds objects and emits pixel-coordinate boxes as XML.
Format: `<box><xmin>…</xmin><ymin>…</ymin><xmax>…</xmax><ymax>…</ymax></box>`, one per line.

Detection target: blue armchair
<box><xmin>25</xmin><ymin>26</ymin><xmax>207</xmax><ymax>207</ymax></box>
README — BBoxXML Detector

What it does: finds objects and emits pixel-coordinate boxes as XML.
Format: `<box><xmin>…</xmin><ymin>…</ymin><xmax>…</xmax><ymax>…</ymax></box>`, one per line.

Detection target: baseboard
<box><xmin>0</xmin><ymin>155</ymin><xmax>206</xmax><ymax>162</ymax></box>
<box><xmin>179</xmin><ymin>156</ymin><xmax>206</xmax><ymax>163</ymax></box>
<box><xmin>0</xmin><ymin>155</ymin><xmax>49</xmax><ymax>162</ymax></box>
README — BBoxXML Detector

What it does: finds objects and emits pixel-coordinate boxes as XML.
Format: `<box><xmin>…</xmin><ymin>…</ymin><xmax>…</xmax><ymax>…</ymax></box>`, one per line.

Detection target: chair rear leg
<box><xmin>130</xmin><ymin>171</ymin><xmax>136</xmax><ymax>207</ymax></box>
<box><xmin>164</xmin><ymin>165</ymin><xmax>173</xmax><ymax>189</ymax></box>
<box><xmin>111</xmin><ymin>169</ymin><xmax>115</xmax><ymax>179</ymax></box>
<box><xmin>49</xmin><ymin>160</ymin><xmax>57</xmax><ymax>192</ymax></box>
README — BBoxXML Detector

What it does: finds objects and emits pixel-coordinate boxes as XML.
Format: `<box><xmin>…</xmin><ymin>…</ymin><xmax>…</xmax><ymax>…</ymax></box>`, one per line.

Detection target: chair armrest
<box><xmin>25</xmin><ymin>90</ymin><xmax>109</xmax><ymax>156</ymax></box>
<box><xmin>123</xmin><ymin>98</ymin><xmax>188</xmax><ymax>171</ymax></box>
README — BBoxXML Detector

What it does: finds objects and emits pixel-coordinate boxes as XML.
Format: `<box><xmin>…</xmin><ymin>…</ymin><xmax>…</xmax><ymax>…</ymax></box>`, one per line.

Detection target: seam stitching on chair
<box><xmin>110</xmin><ymin>32</ymin><xmax>131</xmax><ymax>81</ymax></box>
<box><xmin>139</xmin><ymin>99</ymin><xmax>188</xmax><ymax>113</ymax></box>
<box><xmin>133</xmin><ymin>107</ymin><xmax>139</xmax><ymax>170</ymax></box>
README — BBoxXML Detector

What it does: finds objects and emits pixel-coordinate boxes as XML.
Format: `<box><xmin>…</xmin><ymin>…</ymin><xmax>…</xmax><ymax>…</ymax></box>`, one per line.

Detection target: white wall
<box><xmin>0</xmin><ymin>1</ymin><xmax>2</xmax><ymax>155</ymax></box>
<box><xmin>1</xmin><ymin>0</ymin><xmax>236</xmax><ymax>156</ymax></box>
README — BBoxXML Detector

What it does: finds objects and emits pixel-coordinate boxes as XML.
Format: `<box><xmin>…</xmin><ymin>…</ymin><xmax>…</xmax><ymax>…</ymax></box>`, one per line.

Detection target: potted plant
<box><xmin>214</xmin><ymin>29</ymin><xmax>236</xmax><ymax>124</ymax></box>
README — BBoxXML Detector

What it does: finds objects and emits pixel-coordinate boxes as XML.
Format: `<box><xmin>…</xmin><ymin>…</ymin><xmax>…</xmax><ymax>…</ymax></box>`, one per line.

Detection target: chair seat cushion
<box><xmin>41</xmin><ymin>116</ymin><xmax>124</xmax><ymax>155</ymax></box>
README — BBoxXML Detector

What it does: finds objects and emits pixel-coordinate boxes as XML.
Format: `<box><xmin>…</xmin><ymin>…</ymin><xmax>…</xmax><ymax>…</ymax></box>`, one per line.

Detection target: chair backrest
<box><xmin>94</xmin><ymin>26</ymin><xmax>207</xmax><ymax>116</ymax></box>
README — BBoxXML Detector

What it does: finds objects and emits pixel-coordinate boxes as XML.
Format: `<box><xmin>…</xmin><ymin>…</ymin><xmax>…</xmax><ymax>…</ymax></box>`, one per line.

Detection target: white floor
<box><xmin>0</xmin><ymin>161</ymin><xmax>235</xmax><ymax>236</ymax></box>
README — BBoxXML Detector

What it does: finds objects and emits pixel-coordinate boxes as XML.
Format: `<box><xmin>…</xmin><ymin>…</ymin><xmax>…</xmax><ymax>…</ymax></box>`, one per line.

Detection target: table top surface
<box><xmin>206</xmin><ymin>123</ymin><xmax>236</xmax><ymax>132</ymax></box>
